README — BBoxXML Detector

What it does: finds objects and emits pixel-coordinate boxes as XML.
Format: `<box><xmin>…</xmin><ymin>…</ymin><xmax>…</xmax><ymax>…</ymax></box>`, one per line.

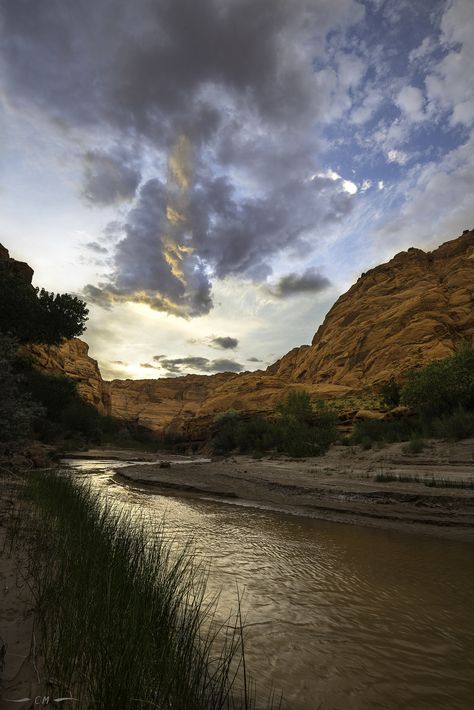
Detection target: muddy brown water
<box><xmin>65</xmin><ymin>459</ymin><xmax>474</xmax><ymax>710</ymax></box>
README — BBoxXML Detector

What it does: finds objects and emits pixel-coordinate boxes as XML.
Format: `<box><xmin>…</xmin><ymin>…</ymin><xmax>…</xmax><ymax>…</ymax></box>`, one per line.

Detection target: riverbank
<box><xmin>1</xmin><ymin>469</ymin><xmax>278</xmax><ymax>709</ymax></box>
<box><xmin>113</xmin><ymin>438</ymin><xmax>474</xmax><ymax>541</ymax></box>
<box><xmin>0</xmin><ymin>473</ymin><xmax>45</xmax><ymax>708</ymax></box>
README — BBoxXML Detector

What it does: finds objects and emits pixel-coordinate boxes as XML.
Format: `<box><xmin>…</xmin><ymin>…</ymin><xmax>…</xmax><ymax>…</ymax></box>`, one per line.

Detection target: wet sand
<box><xmin>114</xmin><ymin>439</ymin><xmax>474</xmax><ymax>541</ymax></box>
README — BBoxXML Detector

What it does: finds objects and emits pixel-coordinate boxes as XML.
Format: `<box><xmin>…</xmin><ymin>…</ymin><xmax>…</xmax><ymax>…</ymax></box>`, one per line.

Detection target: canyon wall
<box><xmin>4</xmin><ymin>229</ymin><xmax>473</xmax><ymax>437</ymax></box>
<box><xmin>268</xmin><ymin>229</ymin><xmax>474</xmax><ymax>387</ymax></box>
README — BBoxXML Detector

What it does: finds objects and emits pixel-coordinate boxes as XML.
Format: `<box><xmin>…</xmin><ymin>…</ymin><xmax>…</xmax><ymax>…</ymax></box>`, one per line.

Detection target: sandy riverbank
<box><xmin>113</xmin><ymin>439</ymin><xmax>474</xmax><ymax>541</ymax></box>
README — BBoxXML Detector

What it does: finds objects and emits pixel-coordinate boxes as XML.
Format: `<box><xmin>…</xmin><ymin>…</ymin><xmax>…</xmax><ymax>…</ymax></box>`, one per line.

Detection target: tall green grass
<box><xmin>20</xmin><ymin>470</ymin><xmax>280</xmax><ymax>709</ymax></box>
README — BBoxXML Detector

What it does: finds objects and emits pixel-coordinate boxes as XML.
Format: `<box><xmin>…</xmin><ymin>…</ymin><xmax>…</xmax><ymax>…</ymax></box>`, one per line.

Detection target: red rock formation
<box><xmin>268</xmin><ymin>229</ymin><xmax>474</xmax><ymax>387</ymax></box>
<box><xmin>8</xmin><ymin>229</ymin><xmax>474</xmax><ymax>437</ymax></box>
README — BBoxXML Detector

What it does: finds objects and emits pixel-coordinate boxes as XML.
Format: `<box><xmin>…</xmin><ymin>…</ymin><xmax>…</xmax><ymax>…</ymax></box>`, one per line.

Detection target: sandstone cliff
<box><xmin>3</xmin><ymin>229</ymin><xmax>473</xmax><ymax>438</ymax></box>
<box><xmin>268</xmin><ymin>229</ymin><xmax>474</xmax><ymax>387</ymax></box>
<box><xmin>25</xmin><ymin>339</ymin><xmax>110</xmax><ymax>415</ymax></box>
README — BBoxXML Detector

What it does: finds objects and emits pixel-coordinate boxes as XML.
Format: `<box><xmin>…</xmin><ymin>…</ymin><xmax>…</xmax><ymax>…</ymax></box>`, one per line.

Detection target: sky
<box><xmin>1</xmin><ymin>0</ymin><xmax>474</xmax><ymax>380</ymax></box>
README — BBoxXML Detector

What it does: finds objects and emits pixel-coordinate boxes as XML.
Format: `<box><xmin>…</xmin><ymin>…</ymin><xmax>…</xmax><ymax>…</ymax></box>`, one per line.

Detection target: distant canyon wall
<box><xmin>4</xmin><ymin>229</ymin><xmax>473</xmax><ymax>436</ymax></box>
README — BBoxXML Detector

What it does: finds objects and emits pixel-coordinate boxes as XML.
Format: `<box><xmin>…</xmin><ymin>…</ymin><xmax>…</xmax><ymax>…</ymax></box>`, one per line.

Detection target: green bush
<box><xmin>351</xmin><ymin>416</ymin><xmax>420</xmax><ymax>445</ymax></box>
<box><xmin>19</xmin><ymin>367</ymin><xmax>77</xmax><ymax>417</ymax></box>
<box><xmin>427</xmin><ymin>407</ymin><xmax>474</xmax><ymax>440</ymax></box>
<box><xmin>401</xmin><ymin>343</ymin><xmax>474</xmax><ymax>418</ymax></box>
<box><xmin>276</xmin><ymin>397</ymin><xmax>337</xmax><ymax>457</ymax></box>
<box><xmin>379</xmin><ymin>378</ymin><xmax>401</xmax><ymax>407</ymax></box>
<box><xmin>402</xmin><ymin>436</ymin><xmax>426</xmax><ymax>455</ymax></box>
<box><xmin>0</xmin><ymin>335</ymin><xmax>43</xmax><ymax>444</ymax></box>
<box><xmin>213</xmin><ymin>392</ymin><xmax>338</xmax><ymax>458</ymax></box>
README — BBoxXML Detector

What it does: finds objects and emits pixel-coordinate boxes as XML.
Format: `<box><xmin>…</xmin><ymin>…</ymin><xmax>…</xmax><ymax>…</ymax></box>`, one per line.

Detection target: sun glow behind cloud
<box><xmin>1</xmin><ymin>0</ymin><xmax>474</xmax><ymax>377</ymax></box>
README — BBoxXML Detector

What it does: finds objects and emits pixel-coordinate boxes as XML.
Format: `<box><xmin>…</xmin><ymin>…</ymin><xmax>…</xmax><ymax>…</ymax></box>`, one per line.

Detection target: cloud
<box><xmin>0</xmin><ymin>0</ymin><xmax>364</xmax><ymax>318</ymax></box>
<box><xmin>396</xmin><ymin>85</ymin><xmax>425</xmax><ymax>122</ymax></box>
<box><xmin>265</xmin><ymin>268</ymin><xmax>331</xmax><ymax>298</ymax></box>
<box><xmin>375</xmin><ymin>126</ymin><xmax>474</xmax><ymax>251</ymax></box>
<box><xmin>314</xmin><ymin>169</ymin><xmax>358</xmax><ymax>195</ymax></box>
<box><xmin>153</xmin><ymin>354</ymin><xmax>243</xmax><ymax>375</ymax></box>
<box><xmin>387</xmin><ymin>149</ymin><xmax>408</xmax><ymax>165</ymax></box>
<box><xmin>84</xmin><ymin>241</ymin><xmax>108</xmax><ymax>254</ymax></box>
<box><xmin>82</xmin><ymin>150</ymin><xmax>141</xmax><ymax>205</ymax></box>
<box><xmin>84</xmin><ymin>178</ymin><xmax>213</xmax><ymax>317</ymax></box>
<box><xmin>210</xmin><ymin>336</ymin><xmax>238</xmax><ymax>350</ymax></box>
<box><xmin>424</xmin><ymin>0</ymin><xmax>474</xmax><ymax>128</ymax></box>
<box><xmin>247</xmin><ymin>356</ymin><xmax>263</xmax><ymax>362</ymax></box>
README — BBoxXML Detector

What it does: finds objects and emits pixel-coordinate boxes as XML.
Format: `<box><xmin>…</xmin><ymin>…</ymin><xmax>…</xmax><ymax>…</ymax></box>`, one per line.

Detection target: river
<box><xmin>65</xmin><ymin>458</ymin><xmax>474</xmax><ymax>710</ymax></box>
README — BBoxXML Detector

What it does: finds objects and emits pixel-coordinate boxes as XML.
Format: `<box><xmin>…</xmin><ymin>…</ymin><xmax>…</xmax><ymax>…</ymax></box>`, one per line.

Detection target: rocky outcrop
<box><xmin>268</xmin><ymin>229</ymin><xmax>474</xmax><ymax>387</ymax></box>
<box><xmin>4</xmin><ymin>229</ymin><xmax>474</xmax><ymax>438</ymax></box>
<box><xmin>0</xmin><ymin>244</ymin><xmax>34</xmax><ymax>284</ymax></box>
<box><xmin>105</xmin><ymin>372</ymin><xmax>351</xmax><ymax>438</ymax></box>
<box><xmin>25</xmin><ymin>339</ymin><xmax>110</xmax><ymax>414</ymax></box>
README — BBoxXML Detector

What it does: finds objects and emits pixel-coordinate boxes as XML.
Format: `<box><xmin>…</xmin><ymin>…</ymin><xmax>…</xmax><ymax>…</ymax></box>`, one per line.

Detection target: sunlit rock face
<box><xmin>18</xmin><ymin>229</ymin><xmax>474</xmax><ymax>437</ymax></box>
<box><xmin>268</xmin><ymin>229</ymin><xmax>474</xmax><ymax>388</ymax></box>
<box><xmin>26</xmin><ymin>339</ymin><xmax>110</xmax><ymax>415</ymax></box>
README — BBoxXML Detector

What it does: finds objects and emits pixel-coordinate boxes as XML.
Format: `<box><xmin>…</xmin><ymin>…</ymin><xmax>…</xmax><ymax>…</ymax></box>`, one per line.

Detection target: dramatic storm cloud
<box><xmin>2</xmin><ymin>0</ymin><xmax>474</xmax><ymax>379</ymax></box>
<box><xmin>0</xmin><ymin>0</ymin><xmax>362</xmax><ymax>317</ymax></box>
<box><xmin>152</xmin><ymin>355</ymin><xmax>243</xmax><ymax>375</ymax></box>
<box><xmin>82</xmin><ymin>150</ymin><xmax>141</xmax><ymax>206</ymax></box>
<box><xmin>266</xmin><ymin>268</ymin><xmax>331</xmax><ymax>298</ymax></box>
<box><xmin>210</xmin><ymin>337</ymin><xmax>239</xmax><ymax>350</ymax></box>
<box><xmin>188</xmin><ymin>335</ymin><xmax>239</xmax><ymax>349</ymax></box>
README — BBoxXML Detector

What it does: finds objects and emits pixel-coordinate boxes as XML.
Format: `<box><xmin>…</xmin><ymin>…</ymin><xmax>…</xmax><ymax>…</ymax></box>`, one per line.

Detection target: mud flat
<box><xmin>115</xmin><ymin>438</ymin><xmax>474</xmax><ymax>541</ymax></box>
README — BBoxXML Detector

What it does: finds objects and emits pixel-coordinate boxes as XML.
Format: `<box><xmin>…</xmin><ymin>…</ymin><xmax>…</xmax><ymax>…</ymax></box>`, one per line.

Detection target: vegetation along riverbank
<box><xmin>0</xmin><ymin>468</ymin><xmax>280</xmax><ymax>708</ymax></box>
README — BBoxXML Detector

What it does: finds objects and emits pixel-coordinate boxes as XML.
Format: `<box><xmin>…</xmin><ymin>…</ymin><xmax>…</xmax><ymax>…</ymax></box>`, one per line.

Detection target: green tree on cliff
<box><xmin>0</xmin><ymin>271</ymin><xmax>88</xmax><ymax>345</ymax></box>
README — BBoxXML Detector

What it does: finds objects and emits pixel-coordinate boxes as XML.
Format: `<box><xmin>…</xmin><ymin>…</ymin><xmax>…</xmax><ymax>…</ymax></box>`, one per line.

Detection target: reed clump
<box><xmin>20</xmin><ymin>469</ymin><xmax>279</xmax><ymax>709</ymax></box>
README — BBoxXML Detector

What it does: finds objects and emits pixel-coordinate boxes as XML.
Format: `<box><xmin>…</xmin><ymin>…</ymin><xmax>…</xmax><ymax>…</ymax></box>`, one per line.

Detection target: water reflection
<box><xmin>65</xmin><ymin>460</ymin><xmax>474</xmax><ymax>710</ymax></box>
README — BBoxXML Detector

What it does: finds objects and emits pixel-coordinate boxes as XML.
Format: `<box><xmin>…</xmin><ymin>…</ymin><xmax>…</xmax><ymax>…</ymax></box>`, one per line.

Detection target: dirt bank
<box><xmin>0</xmin><ymin>474</ymin><xmax>45</xmax><ymax>709</ymax></box>
<box><xmin>114</xmin><ymin>438</ymin><xmax>474</xmax><ymax>542</ymax></box>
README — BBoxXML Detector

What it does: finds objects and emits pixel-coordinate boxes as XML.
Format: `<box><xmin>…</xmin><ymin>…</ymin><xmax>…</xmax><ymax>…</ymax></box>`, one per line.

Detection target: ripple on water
<box><xmin>63</xmin><ymin>460</ymin><xmax>474</xmax><ymax>710</ymax></box>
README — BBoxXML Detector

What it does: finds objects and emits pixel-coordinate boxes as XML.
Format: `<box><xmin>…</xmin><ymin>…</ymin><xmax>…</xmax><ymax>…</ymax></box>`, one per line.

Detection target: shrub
<box><xmin>276</xmin><ymin>392</ymin><xmax>337</xmax><ymax>457</ymax></box>
<box><xmin>401</xmin><ymin>342</ymin><xmax>474</xmax><ymax>418</ymax></box>
<box><xmin>351</xmin><ymin>417</ymin><xmax>419</xmax><ymax>446</ymax></box>
<box><xmin>213</xmin><ymin>393</ymin><xmax>337</xmax><ymax>457</ymax></box>
<box><xmin>19</xmin><ymin>367</ymin><xmax>77</xmax><ymax>417</ymax></box>
<box><xmin>427</xmin><ymin>407</ymin><xmax>474</xmax><ymax>441</ymax></box>
<box><xmin>379</xmin><ymin>378</ymin><xmax>401</xmax><ymax>407</ymax></box>
<box><xmin>0</xmin><ymin>335</ymin><xmax>42</xmax><ymax>444</ymax></box>
<box><xmin>402</xmin><ymin>437</ymin><xmax>426</xmax><ymax>455</ymax></box>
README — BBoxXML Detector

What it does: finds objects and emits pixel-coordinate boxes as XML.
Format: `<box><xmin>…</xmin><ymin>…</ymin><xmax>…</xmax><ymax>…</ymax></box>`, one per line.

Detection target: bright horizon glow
<box><xmin>1</xmin><ymin>0</ymin><xmax>474</xmax><ymax>379</ymax></box>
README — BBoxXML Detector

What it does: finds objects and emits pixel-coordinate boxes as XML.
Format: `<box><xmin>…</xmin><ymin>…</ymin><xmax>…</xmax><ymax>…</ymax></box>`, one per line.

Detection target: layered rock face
<box><xmin>5</xmin><ymin>230</ymin><xmax>474</xmax><ymax>437</ymax></box>
<box><xmin>268</xmin><ymin>229</ymin><xmax>474</xmax><ymax>388</ymax></box>
<box><xmin>26</xmin><ymin>339</ymin><xmax>110</xmax><ymax>415</ymax></box>
<box><xmin>0</xmin><ymin>244</ymin><xmax>109</xmax><ymax>415</ymax></box>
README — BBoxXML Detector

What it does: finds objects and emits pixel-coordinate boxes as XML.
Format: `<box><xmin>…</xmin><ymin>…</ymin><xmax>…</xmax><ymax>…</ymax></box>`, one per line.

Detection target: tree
<box><xmin>277</xmin><ymin>391</ymin><xmax>337</xmax><ymax>457</ymax></box>
<box><xmin>35</xmin><ymin>289</ymin><xmax>89</xmax><ymax>344</ymax></box>
<box><xmin>379</xmin><ymin>378</ymin><xmax>401</xmax><ymax>407</ymax></box>
<box><xmin>0</xmin><ymin>271</ymin><xmax>88</xmax><ymax>344</ymax></box>
<box><xmin>400</xmin><ymin>343</ymin><xmax>474</xmax><ymax>418</ymax></box>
